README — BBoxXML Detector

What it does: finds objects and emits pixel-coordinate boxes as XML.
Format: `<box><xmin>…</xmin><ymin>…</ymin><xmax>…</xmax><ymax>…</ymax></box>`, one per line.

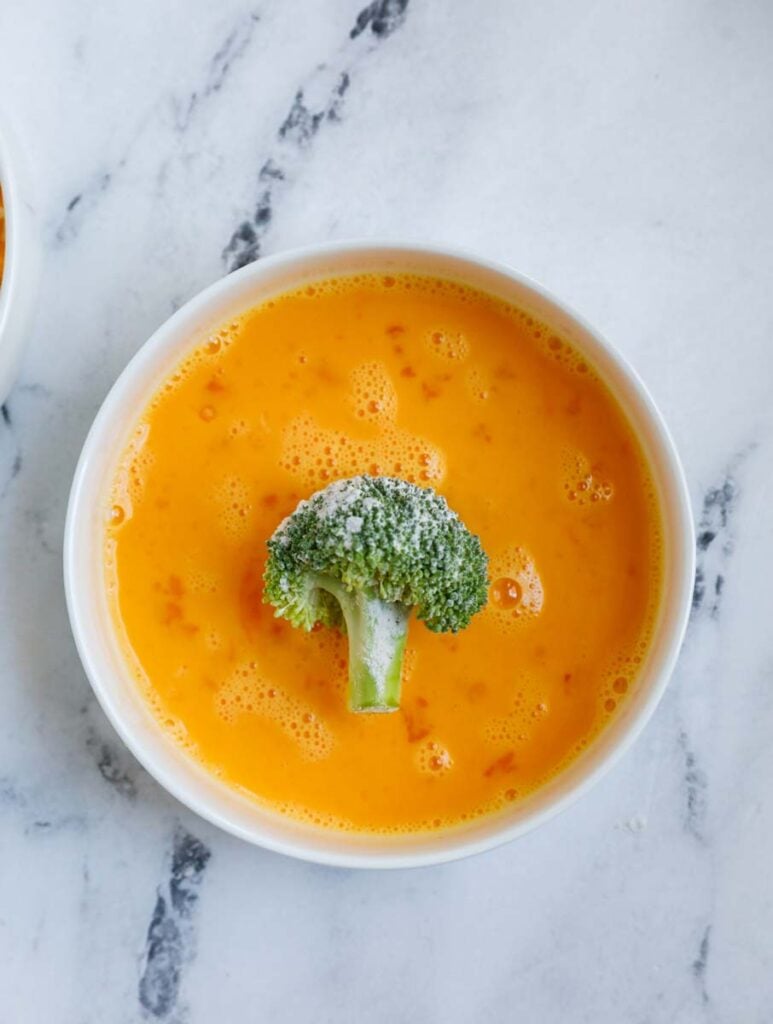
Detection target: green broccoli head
<box><xmin>263</xmin><ymin>475</ymin><xmax>488</xmax><ymax>712</ymax></box>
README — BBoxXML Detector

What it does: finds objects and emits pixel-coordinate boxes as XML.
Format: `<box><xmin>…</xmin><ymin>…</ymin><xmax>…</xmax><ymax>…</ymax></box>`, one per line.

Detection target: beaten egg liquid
<box><xmin>106</xmin><ymin>274</ymin><xmax>662</xmax><ymax>833</ymax></box>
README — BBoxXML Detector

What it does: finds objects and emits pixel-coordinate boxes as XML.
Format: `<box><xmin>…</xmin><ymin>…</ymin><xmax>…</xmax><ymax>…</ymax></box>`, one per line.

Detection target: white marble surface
<box><xmin>0</xmin><ymin>0</ymin><xmax>771</xmax><ymax>1019</ymax></box>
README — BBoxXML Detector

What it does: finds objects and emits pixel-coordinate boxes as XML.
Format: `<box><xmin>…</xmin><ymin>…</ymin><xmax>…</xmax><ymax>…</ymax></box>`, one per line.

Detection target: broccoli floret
<box><xmin>263</xmin><ymin>475</ymin><xmax>489</xmax><ymax>712</ymax></box>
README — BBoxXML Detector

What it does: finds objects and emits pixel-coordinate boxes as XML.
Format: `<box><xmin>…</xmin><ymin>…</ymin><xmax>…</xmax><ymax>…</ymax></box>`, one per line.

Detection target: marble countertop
<box><xmin>1</xmin><ymin>0</ymin><xmax>771</xmax><ymax>1020</ymax></box>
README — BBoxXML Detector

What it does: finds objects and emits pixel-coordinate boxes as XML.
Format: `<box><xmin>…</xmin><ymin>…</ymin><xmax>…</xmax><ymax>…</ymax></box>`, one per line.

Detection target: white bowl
<box><xmin>64</xmin><ymin>242</ymin><xmax>694</xmax><ymax>868</ymax></box>
<box><xmin>0</xmin><ymin>114</ymin><xmax>39</xmax><ymax>404</ymax></box>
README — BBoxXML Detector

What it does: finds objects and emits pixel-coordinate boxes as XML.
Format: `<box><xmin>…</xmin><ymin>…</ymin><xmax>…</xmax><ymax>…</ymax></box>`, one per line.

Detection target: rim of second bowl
<box><xmin>63</xmin><ymin>240</ymin><xmax>695</xmax><ymax>868</ymax></box>
<box><xmin>0</xmin><ymin>112</ymin><xmax>39</xmax><ymax>405</ymax></box>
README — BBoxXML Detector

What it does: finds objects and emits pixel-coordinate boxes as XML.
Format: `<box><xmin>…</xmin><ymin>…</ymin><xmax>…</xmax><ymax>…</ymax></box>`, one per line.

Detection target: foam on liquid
<box><xmin>104</xmin><ymin>272</ymin><xmax>664</xmax><ymax>835</ymax></box>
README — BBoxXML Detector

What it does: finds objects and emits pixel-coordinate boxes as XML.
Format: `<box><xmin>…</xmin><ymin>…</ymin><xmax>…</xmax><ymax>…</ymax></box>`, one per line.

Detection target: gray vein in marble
<box><xmin>222</xmin><ymin>71</ymin><xmax>350</xmax><ymax>270</ymax></box>
<box><xmin>56</xmin><ymin>170</ymin><xmax>116</xmax><ymax>246</ymax></box>
<box><xmin>222</xmin><ymin>0</ymin><xmax>410</xmax><ymax>270</ymax></box>
<box><xmin>692</xmin><ymin>925</ymin><xmax>711</xmax><ymax>1005</ymax></box>
<box><xmin>172</xmin><ymin>11</ymin><xmax>261</xmax><ymax>131</ymax></box>
<box><xmin>16</xmin><ymin>382</ymin><xmax>53</xmax><ymax>400</ymax></box>
<box><xmin>278</xmin><ymin>73</ymin><xmax>351</xmax><ymax>146</ymax></box>
<box><xmin>83</xmin><ymin>718</ymin><xmax>140</xmax><ymax>800</ymax></box>
<box><xmin>0</xmin><ymin>776</ymin><xmax>26</xmax><ymax>809</ymax></box>
<box><xmin>691</xmin><ymin>447</ymin><xmax>754</xmax><ymax>619</ymax></box>
<box><xmin>678</xmin><ymin>730</ymin><xmax>708</xmax><ymax>844</ymax></box>
<box><xmin>24</xmin><ymin>814</ymin><xmax>87</xmax><ymax>837</ymax></box>
<box><xmin>24</xmin><ymin>506</ymin><xmax>58</xmax><ymax>557</ymax></box>
<box><xmin>0</xmin><ymin>401</ymin><xmax>22</xmax><ymax>502</ymax></box>
<box><xmin>0</xmin><ymin>777</ymin><xmax>86</xmax><ymax>837</ymax></box>
<box><xmin>350</xmin><ymin>0</ymin><xmax>409</xmax><ymax>39</ymax></box>
<box><xmin>138</xmin><ymin>827</ymin><xmax>212</xmax><ymax>1021</ymax></box>
<box><xmin>55</xmin><ymin>12</ymin><xmax>261</xmax><ymax>246</ymax></box>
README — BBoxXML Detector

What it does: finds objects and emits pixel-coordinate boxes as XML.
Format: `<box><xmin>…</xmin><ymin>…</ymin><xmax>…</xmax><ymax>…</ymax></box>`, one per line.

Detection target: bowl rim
<box><xmin>64</xmin><ymin>239</ymin><xmax>695</xmax><ymax>868</ymax></box>
<box><xmin>0</xmin><ymin>112</ymin><xmax>39</xmax><ymax>405</ymax></box>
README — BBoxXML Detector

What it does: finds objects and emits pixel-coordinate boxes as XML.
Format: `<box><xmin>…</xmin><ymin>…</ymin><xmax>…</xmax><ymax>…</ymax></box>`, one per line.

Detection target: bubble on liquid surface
<box><xmin>465</xmin><ymin>365</ymin><xmax>491</xmax><ymax>402</ymax></box>
<box><xmin>183</xmin><ymin>562</ymin><xmax>220</xmax><ymax>596</ymax></box>
<box><xmin>416</xmin><ymin>738</ymin><xmax>454</xmax><ymax>775</ymax></box>
<box><xmin>109</xmin><ymin>504</ymin><xmax>125</xmax><ymax>526</ymax></box>
<box><xmin>215</xmin><ymin>662</ymin><xmax>333</xmax><ymax>761</ymax></box>
<box><xmin>108</xmin><ymin>421</ymin><xmax>152</xmax><ymax>520</ymax></box>
<box><xmin>211</xmin><ymin>474</ymin><xmax>255</xmax><ymax>540</ymax></box>
<box><xmin>486</xmin><ymin>546</ymin><xmax>544</xmax><ymax>632</ymax></box>
<box><xmin>227</xmin><ymin>417</ymin><xmax>251</xmax><ymax>439</ymax></box>
<box><xmin>484</xmin><ymin>682</ymin><xmax>548</xmax><ymax>745</ymax></box>
<box><xmin>560</xmin><ymin>447</ymin><xmax>614</xmax><ymax>506</ymax></box>
<box><xmin>490</xmin><ymin>578</ymin><xmax>522</xmax><ymax>609</ymax></box>
<box><xmin>401</xmin><ymin>646</ymin><xmax>418</xmax><ymax>683</ymax></box>
<box><xmin>279</xmin><ymin>412</ymin><xmax>446</xmax><ymax>488</ymax></box>
<box><xmin>425</xmin><ymin>328</ymin><xmax>469</xmax><ymax>362</ymax></box>
<box><xmin>350</xmin><ymin>362</ymin><xmax>398</xmax><ymax>424</ymax></box>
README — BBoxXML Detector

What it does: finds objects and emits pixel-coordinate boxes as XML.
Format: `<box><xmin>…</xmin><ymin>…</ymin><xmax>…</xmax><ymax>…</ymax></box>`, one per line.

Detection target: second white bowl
<box><xmin>0</xmin><ymin>114</ymin><xmax>38</xmax><ymax>405</ymax></box>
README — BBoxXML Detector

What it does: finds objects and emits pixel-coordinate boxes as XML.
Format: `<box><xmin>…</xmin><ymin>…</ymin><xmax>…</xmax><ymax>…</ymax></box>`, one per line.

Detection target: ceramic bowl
<box><xmin>64</xmin><ymin>242</ymin><xmax>694</xmax><ymax>868</ymax></box>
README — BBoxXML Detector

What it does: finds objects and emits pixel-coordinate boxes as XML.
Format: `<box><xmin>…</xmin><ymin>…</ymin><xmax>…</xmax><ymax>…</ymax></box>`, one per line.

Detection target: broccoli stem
<box><xmin>315</xmin><ymin>577</ymin><xmax>410</xmax><ymax>712</ymax></box>
<box><xmin>343</xmin><ymin>593</ymin><xmax>410</xmax><ymax>713</ymax></box>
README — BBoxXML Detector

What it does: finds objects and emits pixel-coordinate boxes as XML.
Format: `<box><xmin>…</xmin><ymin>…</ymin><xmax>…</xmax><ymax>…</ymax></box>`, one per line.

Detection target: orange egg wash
<box><xmin>105</xmin><ymin>273</ymin><xmax>662</xmax><ymax>834</ymax></box>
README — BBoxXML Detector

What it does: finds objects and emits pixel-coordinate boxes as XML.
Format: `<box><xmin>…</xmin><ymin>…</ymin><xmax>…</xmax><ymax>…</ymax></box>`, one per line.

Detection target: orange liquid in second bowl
<box><xmin>106</xmin><ymin>273</ymin><xmax>661</xmax><ymax>833</ymax></box>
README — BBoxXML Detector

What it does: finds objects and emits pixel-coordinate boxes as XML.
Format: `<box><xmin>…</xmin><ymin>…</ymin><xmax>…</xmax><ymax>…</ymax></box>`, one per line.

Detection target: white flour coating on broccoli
<box><xmin>263</xmin><ymin>475</ymin><xmax>488</xmax><ymax>713</ymax></box>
